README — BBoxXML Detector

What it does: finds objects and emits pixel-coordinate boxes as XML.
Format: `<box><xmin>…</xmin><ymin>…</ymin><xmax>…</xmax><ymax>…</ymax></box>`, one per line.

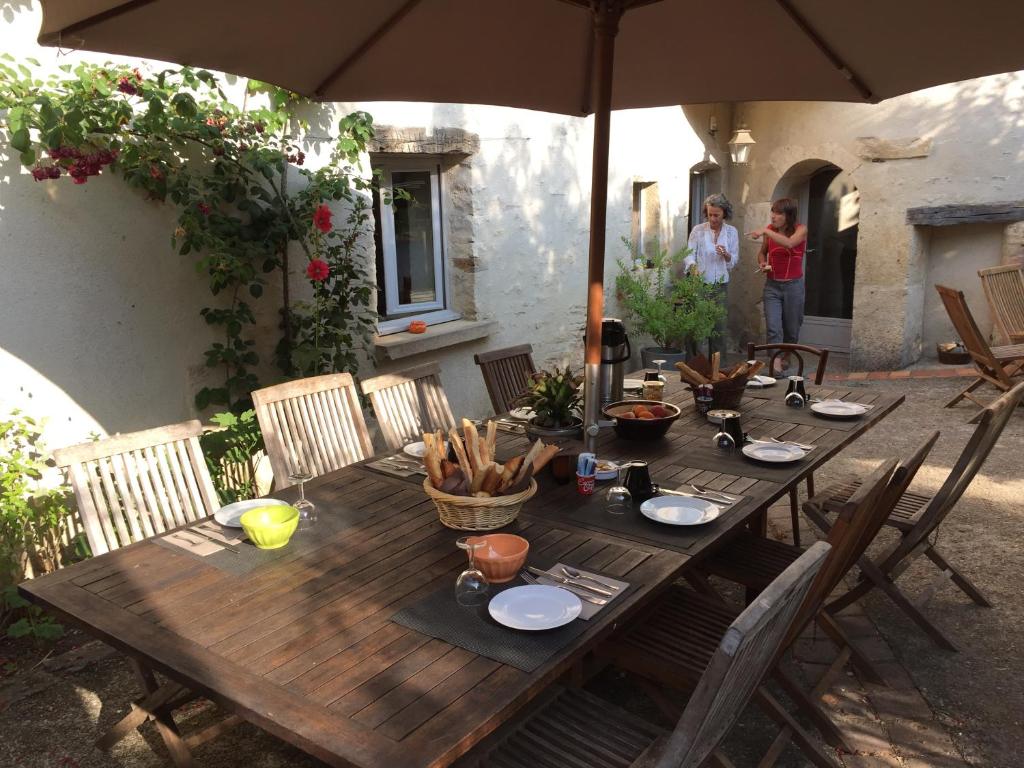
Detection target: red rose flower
<box><xmin>312</xmin><ymin>204</ymin><xmax>332</xmax><ymax>233</ymax></box>
<box><xmin>306</xmin><ymin>259</ymin><xmax>330</xmax><ymax>282</ymax></box>
<box><xmin>197</xmin><ymin>202</ymin><xmax>211</xmax><ymax>216</ymax></box>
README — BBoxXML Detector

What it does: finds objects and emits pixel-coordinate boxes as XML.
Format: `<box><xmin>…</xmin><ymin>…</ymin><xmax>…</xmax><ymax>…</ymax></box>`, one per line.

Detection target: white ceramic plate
<box><xmin>214</xmin><ymin>498</ymin><xmax>278</xmax><ymax>528</ymax></box>
<box><xmin>622</xmin><ymin>378</ymin><xmax>644</xmax><ymax>391</ymax></box>
<box><xmin>508</xmin><ymin>407</ymin><xmax>536</xmax><ymax>421</ymax></box>
<box><xmin>741</xmin><ymin>442</ymin><xmax>806</xmax><ymax>463</ymax></box>
<box><xmin>404</xmin><ymin>441</ymin><xmax>428</xmax><ymax>458</ymax></box>
<box><xmin>640</xmin><ymin>495</ymin><xmax>722</xmax><ymax>526</ymax></box>
<box><xmin>746</xmin><ymin>375</ymin><xmax>777</xmax><ymax>388</ymax></box>
<box><xmin>810</xmin><ymin>400</ymin><xmax>868</xmax><ymax>419</ymax></box>
<box><xmin>488</xmin><ymin>585</ymin><xmax>582</xmax><ymax>631</ymax></box>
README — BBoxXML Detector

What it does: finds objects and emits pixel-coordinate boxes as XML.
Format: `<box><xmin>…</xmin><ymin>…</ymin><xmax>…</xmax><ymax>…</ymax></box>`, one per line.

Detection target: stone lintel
<box><xmin>905</xmin><ymin>201</ymin><xmax>1024</xmax><ymax>227</ymax></box>
<box><xmin>368</xmin><ymin>126</ymin><xmax>480</xmax><ymax>157</ymax></box>
<box><xmin>855</xmin><ymin>136</ymin><xmax>932</xmax><ymax>162</ymax></box>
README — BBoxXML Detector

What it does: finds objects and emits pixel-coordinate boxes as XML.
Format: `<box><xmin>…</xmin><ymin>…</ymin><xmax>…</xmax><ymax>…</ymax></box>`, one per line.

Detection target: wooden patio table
<box><xmin>20</xmin><ymin>375</ymin><xmax>901</xmax><ymax>768</ymax></box>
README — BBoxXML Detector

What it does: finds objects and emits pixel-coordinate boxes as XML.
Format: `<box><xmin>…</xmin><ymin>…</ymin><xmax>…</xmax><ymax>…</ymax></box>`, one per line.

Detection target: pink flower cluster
<box><xmin>32</xmin><ymin>146</ymin><xmax>119</xmax><ymax>184</ymax></box>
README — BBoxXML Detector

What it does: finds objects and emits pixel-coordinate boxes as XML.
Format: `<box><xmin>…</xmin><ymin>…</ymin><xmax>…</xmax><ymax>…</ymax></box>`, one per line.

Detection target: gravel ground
<box><xmin>1</xmin><ymin>376</ymin><xmax>1020</xmax><ymax>767</ymax></box>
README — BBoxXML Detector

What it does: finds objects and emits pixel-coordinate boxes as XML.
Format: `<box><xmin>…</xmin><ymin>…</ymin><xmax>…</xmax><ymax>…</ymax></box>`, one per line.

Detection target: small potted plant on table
<box><xmin>615</xmin><ymin>239</ymin><xmax>726</xmax><ymax>368</ymax></box>
<box><xmin>515</xmin><ymin>366</ymin><xmax>583</xmax><ymax>442</ymax></box>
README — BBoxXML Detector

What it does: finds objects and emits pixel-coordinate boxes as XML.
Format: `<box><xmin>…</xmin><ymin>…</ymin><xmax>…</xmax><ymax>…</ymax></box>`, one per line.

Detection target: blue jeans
<box><xmin>763</xmin><ymin>278</ymin><xmax>804</xmax><ymax>344</ymax></box>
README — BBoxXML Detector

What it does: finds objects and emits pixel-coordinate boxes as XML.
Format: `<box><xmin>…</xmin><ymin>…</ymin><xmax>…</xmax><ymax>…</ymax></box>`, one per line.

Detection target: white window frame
<box><xmin>374</xmin><ymin>158</ymin><xmax>459</xmax><ymax>335</ymax></box>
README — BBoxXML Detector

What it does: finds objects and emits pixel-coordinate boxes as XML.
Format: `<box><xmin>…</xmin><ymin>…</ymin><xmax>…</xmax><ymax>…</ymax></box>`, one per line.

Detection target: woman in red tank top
<box><xmin>748</xmin><ymin>198</ymin><xmax>809</xmax><ymax>373</ymax></box>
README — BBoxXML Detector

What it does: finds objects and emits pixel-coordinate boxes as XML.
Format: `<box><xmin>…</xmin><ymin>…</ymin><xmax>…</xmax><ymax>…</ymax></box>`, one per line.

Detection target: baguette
<box><xmin>515</xmin><ymin>439</ymin><xmax>546</xmax><ymax>484</ymax></box>
<box><xmin>470</xmin><ymin>460</ymin><xmax>494</xmax><ymax>493</ymax></box>
<box><xmin>676</xmin><ymin>361</ymin><xmax>709</xmax><ymax>386</ymax></box>
<box><xmin>531</xmin><ymin>444</ymin><xmax>560</xmax><ymax>476</ymax></box>
<box><xmin>481</xmin><ymin>464</ymin><xmax>502</xmax><ymax>495</ymax></box>
<box><xmin>710</xmin><ymin>351</ymin><xmax>721</xmax><ymax>381</ymax></box>
<box><xmin>747</xmin><ymin>360</ymin><xmax>765</xmax><ymax>378</ymax></box>
<box><xmin>448</xmin><ymin>427</ymin><xmax>472</xmax><ymax>472</ymax></box>
<box><xmin>501</xmin><ymin>455</ymin><xmax>524</xmax><ymax>486</ymax></box>
<box><xmin>462</xmin><ymin>418</ymin><xmax>484</xmax><ymax>475</ymax></box>
<box><xmin>424</xmin><ymin>450</ymin><xmax>444</xmax><ymax>489</ymax></box>
<box><xmin>441</xmin><ymin>459</ymin><xmax>458</xmax><ymax>479</ymax></box>
<box><xmin>485</xmin><ymin>420</ymin><xmax>497</xmax><ymax>460</ymax></box>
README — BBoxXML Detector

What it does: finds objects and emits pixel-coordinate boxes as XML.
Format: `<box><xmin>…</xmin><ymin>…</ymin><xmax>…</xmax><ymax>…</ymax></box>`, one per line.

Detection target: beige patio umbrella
<box><xmin>37</xmin><ymin>0</ymin><xmax>1024</xmax><ymax>449</ymax></box>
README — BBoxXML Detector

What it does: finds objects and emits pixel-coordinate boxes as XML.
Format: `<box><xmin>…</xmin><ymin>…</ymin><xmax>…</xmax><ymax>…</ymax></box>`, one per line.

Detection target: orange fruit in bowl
<box><xmin>619</xmin><ymin>412</ymin><xmax>636</xmax><ymax>419</ymax></box>
<box><xmin>631</xmin><ymin>404</ymin><xmax>647</xmax><ymax>417</ymax></box>
<box><xmin>638</xmin><ymin>412</ymin><xmax>655</xmax><ymax>419</ymax></box>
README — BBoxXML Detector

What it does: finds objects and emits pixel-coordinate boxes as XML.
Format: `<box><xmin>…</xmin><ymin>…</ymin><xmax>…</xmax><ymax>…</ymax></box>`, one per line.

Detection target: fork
<box><xmin>689</xmin><ymin>484</ymin><xmax>740</xmax><ymax>503</ymax></box>
<box><xmin>769</xmin><ymin>436</ymin><xmax>814</xmax><ymax>451</ymax></box>
<box><xmin>520</xmin><ymin>571</ymin><xmax>607</xmax><ymax>605</ymax></box>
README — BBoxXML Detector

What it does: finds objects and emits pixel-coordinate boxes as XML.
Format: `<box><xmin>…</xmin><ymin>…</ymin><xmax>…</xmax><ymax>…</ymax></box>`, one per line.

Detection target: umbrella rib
<box><xmin>774</xmin><ymin>0</ymin><xmax>876</xmax><ymax>102</ymax></box>
<box><xmin>39</xmin><ymin>0</ymin><xmax>158</xmax><ymax>45</ymax></box>
<box><xmin>314</xmin><ymin>0</ymin><xmax>425</xmax><ymax>100</ymax></box>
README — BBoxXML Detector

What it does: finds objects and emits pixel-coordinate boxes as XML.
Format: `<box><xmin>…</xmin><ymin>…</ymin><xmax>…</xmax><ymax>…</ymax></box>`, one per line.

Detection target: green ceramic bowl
<box><xmin>239</xmin><ymin>504</ymin><xmax>299</xmax><ymax>550</ymax></box>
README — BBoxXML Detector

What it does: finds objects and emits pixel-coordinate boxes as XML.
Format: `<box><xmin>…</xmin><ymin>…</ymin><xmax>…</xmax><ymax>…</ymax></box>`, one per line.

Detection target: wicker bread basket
<box><xmin>423</xmin><ymin>477</ymin><xmax>537</xmax><ymax>531</ymax></box>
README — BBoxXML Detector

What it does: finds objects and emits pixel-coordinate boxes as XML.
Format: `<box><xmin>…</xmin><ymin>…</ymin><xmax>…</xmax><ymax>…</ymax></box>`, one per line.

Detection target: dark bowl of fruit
<box><xmin>602</xmin><ymin>400</ymin><xmax>681</xmax><ymax>441</ymax></box>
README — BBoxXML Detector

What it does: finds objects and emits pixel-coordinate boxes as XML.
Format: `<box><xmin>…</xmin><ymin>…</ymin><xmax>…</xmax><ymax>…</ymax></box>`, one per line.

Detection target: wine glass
<box><xmin>455</xmin><ymin>537</ymin><xmax>490</xmax><ymax>606</ymax></box>
<box><xmin>605</xmin><ymin>464</ymin><xmax>632</xmax><ymax>515</ymax></box>
<box><xmin>652</xmin><ymin>358</ymin><xmax>666</xmax><ymax>382</ymax></box>
<box><xmin>288</xmin><ymin>468</ymin><xmax>316</xmax><ymax>530</ymax></box>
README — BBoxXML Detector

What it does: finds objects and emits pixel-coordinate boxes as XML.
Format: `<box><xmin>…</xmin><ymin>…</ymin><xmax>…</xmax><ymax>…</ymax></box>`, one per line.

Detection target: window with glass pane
<box><xmin>374</xmin><ymin>161</ymin><xmax>448</xmax><ymax>327</ymax></box>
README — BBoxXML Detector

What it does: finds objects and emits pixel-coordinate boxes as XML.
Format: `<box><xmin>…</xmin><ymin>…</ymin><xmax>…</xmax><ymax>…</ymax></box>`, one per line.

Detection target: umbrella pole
<box><xmin>582</xmin><ymin>2</ymin><xmax>622</xmax><ymax>453</ymax></box>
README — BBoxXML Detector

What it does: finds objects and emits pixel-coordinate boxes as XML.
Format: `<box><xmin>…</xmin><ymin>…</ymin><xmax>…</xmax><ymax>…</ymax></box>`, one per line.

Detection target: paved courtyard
<box><xmin>1</xmin><ymin>375</ymin><xmax>1020</xmax><ymax>767</ymax></box>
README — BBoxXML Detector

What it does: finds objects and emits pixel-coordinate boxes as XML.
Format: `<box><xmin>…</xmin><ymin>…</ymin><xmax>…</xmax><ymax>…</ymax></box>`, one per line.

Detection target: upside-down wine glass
<box><xmin>605</xmin><ymin>464</ymin><xmax>632</xmax><ymax>515</ymax></box>
<box><xmin>289</xmin><ymin>468</ymin><xmax>316</xmax><ymax>530</ymax></box>
<box><xmin>455</xmin><ymin>537</ymin><xmax>490</xmax><ymax>606</ymax></box>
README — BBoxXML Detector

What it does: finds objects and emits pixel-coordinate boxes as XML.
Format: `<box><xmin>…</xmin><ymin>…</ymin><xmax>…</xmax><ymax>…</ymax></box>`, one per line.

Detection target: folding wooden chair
<box><xmin>360</xmin><ymin>361</ymin><xmax>456</xmax><ymax>451</ymax></box>
<box><xmin>978</xmin><ymin>263</ymin><xmax>1024</xmax><ymax>344</ymax></box>
<box><xmin>609</xmin><ymin>459</ymin><xmax>898</xmax><ymax>767</ymax></box>
<box><xmin>54</xmin><ymin>420</ymin><xmax>239</xmax><ymax>764</ymax></box>
<box><xmin>473</xmin><ymin>344</ymin><xmax>536</xmax><ymax>414</ymax></box>
<box><xmin>808</xmin><ymin>380</ymin><xmax>1024</xmax><ymax>651</ymax></box>
<box><xmin>454</xmin><ymin>542</ymin><xmax>831</xmax><ymax>768</ymax></box>
<box><xmin>746</xmin><ymin>342</ymin><xmax>830</xmax><ymax>546</ymax></box>
<box><xmin>936</xmin><ymin>284</ymin><xmax>1024</xmax><ymax>421</ymax></box>
<box><xmin>54</xmin><ymin>420</ymin><xmax>220</xmax><ymax>556</ymax></box>
<box><xmin>252</xmin><ymin>373</ymin><xmax>373</xmax><ymax>489</ymax></box>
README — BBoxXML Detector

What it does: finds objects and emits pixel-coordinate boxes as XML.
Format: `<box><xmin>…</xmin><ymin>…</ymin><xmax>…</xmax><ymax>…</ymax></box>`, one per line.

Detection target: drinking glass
<box><xmin>455</xmin><ymin>537</ymin><xmax>490</xmax><ymax>606</ymax></box>
<box><xmin>288</xmin><ymin>469</ymin><xmax>317</xmax><ymax>529</ymax></box>
<box><xmin>652</xmin><ymin>358</ymin><xmax>666</xmax><ymax>381</ymax></box>
<box><xmin>605</xmin><ymin>465</ymin><xmax>632</xmax><ymax>515</ymax></box>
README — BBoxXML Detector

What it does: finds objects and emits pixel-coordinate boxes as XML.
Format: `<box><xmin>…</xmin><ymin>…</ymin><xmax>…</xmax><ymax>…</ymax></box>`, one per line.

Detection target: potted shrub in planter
<box><xmin>515</xmin><ymin>366</ymin><xmax>583</xmax><ymax>441</ymax></box>
<box><xmin>615</xmin><ymin>240</ymin><xmax>726</xmax><ymax>369</ymax></box>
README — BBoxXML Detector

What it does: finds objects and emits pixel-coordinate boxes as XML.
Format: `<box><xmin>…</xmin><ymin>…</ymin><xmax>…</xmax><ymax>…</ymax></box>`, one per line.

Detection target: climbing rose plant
<box><xmin>0</xmin><ymin>55</ymin><xmax>384</xmax><ymax>411</ymax></box>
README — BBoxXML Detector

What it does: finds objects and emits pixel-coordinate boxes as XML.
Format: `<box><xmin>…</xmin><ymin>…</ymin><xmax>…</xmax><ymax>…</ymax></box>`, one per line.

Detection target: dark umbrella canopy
<box><xmin>36</xmin><ymin>0</ymin><xmax>1024</xmax><ymax>447</ymax></box>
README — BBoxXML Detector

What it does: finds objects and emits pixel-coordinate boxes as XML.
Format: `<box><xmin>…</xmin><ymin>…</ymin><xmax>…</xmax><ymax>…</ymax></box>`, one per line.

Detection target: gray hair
<box><xmin>702</xmin><ymin>193</ymin><xmax>733</xmax><ymax>220</ymax></box>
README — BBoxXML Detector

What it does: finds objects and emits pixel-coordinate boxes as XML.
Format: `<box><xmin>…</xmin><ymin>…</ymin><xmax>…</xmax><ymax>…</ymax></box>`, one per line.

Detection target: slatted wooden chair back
<box><xmin>936</xmin><ymin>284</ymin><xmax>1014</xmax><ymax>388</ymax></box>
<box><xmin>746</xmin><ymin>342</ymin><xmax>829</xmax><ymax>384</ymax></box>
<box><xmin>787</xmin><ymin>457</ymin><xmax>899</xmax><ymax>642</ymax></box>
<box><xmin>654</xmin><ymin>541</ymin><xmax>831</xmax><ymax>768</ymax></box>
<box><xmin>899</xmin><ymin>380</ymin><xmax>1024</xmax><ymax>557</ymax></box>
<box><xmin>978</xmin><ymin>263</ymin><xmax>1024</xmax><ymax>344</ymax></box>
<box><xmin>360</xmin><ymin>362</ymin><xmax>456</xmax><ymax>451</ymax></box>
<box><xmin>252</xmin><ymin>373</ymin><xmax>373</xmax><ymax>489</ymax></box>
<box><xmin>474</xmin><ymin>344</ymin><xmax>536</xmax><ymax>414</ymax></box>
<box><xmin>53</xmin><ymin>420</ymin><xmax>219</xmax><ymax>556</ymax></box>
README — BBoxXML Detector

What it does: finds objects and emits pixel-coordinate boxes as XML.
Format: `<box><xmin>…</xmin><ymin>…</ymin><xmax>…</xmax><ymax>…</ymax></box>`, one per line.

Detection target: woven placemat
<box><xmin>749</xmin><ymin>401</ymin><xmax>867</xmax><ymax>431</ymax></box>
<box><xmin>671</xmin><ymin>441</ymin><xmax>814</xmax><ymax>482</ymax></box>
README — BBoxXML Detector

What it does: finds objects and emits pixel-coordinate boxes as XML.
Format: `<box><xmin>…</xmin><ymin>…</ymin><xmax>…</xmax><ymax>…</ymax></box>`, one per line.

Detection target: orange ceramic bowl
<box><xmin>466</xmin><ymin>533</ymin><xmax>530</xmax><ymax>584</ymax></box>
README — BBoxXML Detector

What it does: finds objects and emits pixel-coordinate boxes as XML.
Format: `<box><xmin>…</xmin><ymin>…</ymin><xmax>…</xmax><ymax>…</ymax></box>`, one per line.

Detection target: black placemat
<box><xmin>670</xmin><ymin>441</ymin><xmax>815</xmax><ymax>482</ymax></box>
<box><xmin>152</xmin><ymin>507</ymin><xmax>360</xmax><ymax>576</ymax></box>
<box><xmin>556</xmin><ymin>491</ymin><xmax>756</xmax><ymax>553</ymax></box>
<box><xmin>749</xmin><ymin>401</ymin><xmax>867</xmax><ymax>431</ymax></box>
<box><xmin>391</xmin><ymin>581</ymin><xmax>593</xmax><ymax>672</ymax></box>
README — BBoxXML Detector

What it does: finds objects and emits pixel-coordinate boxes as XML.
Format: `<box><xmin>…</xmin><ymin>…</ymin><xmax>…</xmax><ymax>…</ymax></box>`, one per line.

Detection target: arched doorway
<box><xmin>772</xmin><ymin>161</ymin><xmax>859</xmax><ymax>354</ymax></box>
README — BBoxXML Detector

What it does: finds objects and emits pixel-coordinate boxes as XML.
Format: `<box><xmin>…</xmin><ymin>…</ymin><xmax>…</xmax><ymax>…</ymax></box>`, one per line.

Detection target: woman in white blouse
<box><xmin>684</xmin><ymin>193</ymin><xmax>738</xmax><ymax>355</ymax></box>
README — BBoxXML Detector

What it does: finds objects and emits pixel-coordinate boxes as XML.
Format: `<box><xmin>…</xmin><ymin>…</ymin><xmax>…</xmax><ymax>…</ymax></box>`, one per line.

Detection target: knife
<box><xmin>656</xmin><ymin>488</ymin><xmax>735</xmax><ymax>505</ymax></box>
<box><xmin>186</xmin><ymin>527</ymin><xmax>240</xmax><ymax>553</ymax></box>
<box><xmin>526</xmin><ymin>566</ymin><xmax>613</xmax><ymax>596</ymax></box>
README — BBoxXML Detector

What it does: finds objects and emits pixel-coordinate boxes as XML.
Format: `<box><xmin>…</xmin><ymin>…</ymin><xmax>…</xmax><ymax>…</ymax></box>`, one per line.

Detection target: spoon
<box><xmin>561</xmin><ymin>566</ymin><xmax>620</xmax><ymax>591</ymax></box>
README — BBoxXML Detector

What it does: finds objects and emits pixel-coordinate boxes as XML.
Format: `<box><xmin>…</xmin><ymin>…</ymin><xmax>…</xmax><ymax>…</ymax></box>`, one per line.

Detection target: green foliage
<box><xmin>0</xmin><ymin>411</ymin><xmax>76</xmax><ymax>587</ymax></box>
<box><xmin>199</xmin><ymin>410</ymin><xmax>265</xmax><ymax>504</ymax></box>
<box><xmin>615</xmin><ymin>239</ymin><xmax>726</xmax><ymax>351</ymax></box>
<box><xmin>2</xmin><ymin>585</ymin><xmax>63</xmax><ymax>643</ymax></box>
<box><xmin>0</xmin><ymin>57</ymin><xmax>383</xmax><ymax>411</ymax></box>
<box><xmin>515</xmin><ymin>366</ymin><xmax>583</xmax><ymax>428</ymax></box>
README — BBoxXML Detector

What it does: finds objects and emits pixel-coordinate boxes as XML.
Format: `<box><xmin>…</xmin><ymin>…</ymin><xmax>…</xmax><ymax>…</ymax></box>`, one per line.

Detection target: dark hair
<box><xmin>771</xmin><ymin>198</ymin><xmax>798</xmax><ymax>236</ymax></box>
<box><xmin>702</xmin><ymin>193</ymin><xmax>733</xmax><ymax>220</ymax></box>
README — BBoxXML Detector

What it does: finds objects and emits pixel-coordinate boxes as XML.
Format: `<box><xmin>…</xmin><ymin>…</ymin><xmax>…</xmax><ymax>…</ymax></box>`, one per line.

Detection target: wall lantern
<box><xmin>728</xmin><ymin>126</ymin><xmax>756</xmax><ymax>165</ymax></box>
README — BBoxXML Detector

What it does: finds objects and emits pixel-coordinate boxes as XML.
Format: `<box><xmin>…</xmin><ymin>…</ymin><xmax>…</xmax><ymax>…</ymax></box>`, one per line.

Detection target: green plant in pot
<box><xmin>615</xmin><ymin>238</ymin><xmax>726</xmax><ymax>369</ymax></box>
<box><xmin>515</xmin><ymin>366</ymin><xmax>583</xmax><ymax>441</ymax></box>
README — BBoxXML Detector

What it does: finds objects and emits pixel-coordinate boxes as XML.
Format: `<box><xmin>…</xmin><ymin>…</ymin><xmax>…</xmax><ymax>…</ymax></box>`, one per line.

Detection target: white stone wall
<box><xmin>0</xmin><ymin>3</ymin><xmax>703</xmax><ymax>449</ymax></box>
<box><xmin>696</xmin><ymin>71</ymin><xmax>1024</xmax><ymax>369</ymax></box>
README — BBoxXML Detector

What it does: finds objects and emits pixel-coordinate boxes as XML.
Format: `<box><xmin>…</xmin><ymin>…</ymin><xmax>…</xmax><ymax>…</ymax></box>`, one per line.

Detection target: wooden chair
<box><xmin>252</xmin><ymin>373</ymin><xmax>373</xmax><ymax>489</ymax></box>
<box><xmin>936</xmin><ymin>284</ymin><xmax>1024</xmax><ymax>420</ymax></box>
<box><xmin>360</xmin><ymin>361</ymin><xmax>456</xmax><ymax>451</ymax></box>
<box><xmin>455</xmin><ymin>542</ymin><xmax>831</xmax><ymax>768</ymax></box>
<box><xmin>808</xmin><ymin>380</ymin><xmax>1024</xmax><ymax>651</ymax></box>
<box><xmin>609</xmin><ymin>458</ymin><xmax>898</xmax><ymax>768</ymax></box>
<box><xmin>746</xmin><ymin>342</ymin><xmax>829</xmax><ymax>385</ymax></box>
<box><xmin>747</xmin><ymin>344</ymin><xmax>831</xmax><ymax>547</ymax></box>
<box><xmin>473</xmin><ymin>344</ymin><xmax>536</xmax><ymax>414</ymax></box>
<box><xmin>978</xmin><ymin>263</ymin><xmax>1024</xmax><ymax>344</ymax></box>
<box><xmin>54</xmin><ymin>420</ymin><xmax>219</xmax><ymax>556</ymax></box>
